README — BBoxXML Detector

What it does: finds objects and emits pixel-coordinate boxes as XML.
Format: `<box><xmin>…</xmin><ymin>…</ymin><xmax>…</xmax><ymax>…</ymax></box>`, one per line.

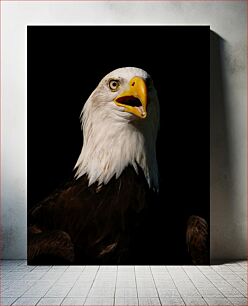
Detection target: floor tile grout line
<box><xmin>211</xmin><ymin>266</ymin><xmax>247</xmax><ymax>297</ymax></box>
<box><xmin>26</xmin><ymin>266</ymin><xmax>83</xmax><ymax>304</ymax></box>
<box><xmin>149</xmin><ymin>265</ymin><xmax>162</xmax><ymax>306</ymax></box>
<box><xmin>11</xmin><ymin>268</ymin><xmax>44</xmax><ymax>301</ymax></box>
<box><xmin>213</xmin><ymin>263</ymin><xmax>247</xmax><ymax>282</ymax></box>
<box><xmin>201</xmin><ymin>295</ymin><xmax>228</xmax><ymax>306</ymax></box>
<box><xmin>8</xmin><ymin>296</ymin><xmax>19</xmax><ymax>306</ymax></box>
<box><xmin>166</xmin><ymin>266</ymin><xmax>186</xmax><ymax>305</ymax></box>
<box><xmin>202</xmin><ymin>266</ymin><xmax>247</xmax><ymax>297</ymax></box>
<box><xmin>134</xmin><ymin>266</ymin><xmax>139</xmax><ymax>305</ymax></box>
<box><xmin>35</xmin><ymin>295</ymin><xmax>42</xmax><ymax>305</ymax></box>
<box><xmin>182</xmin><ymin>265</ymin><xmax>207</xmax><ymax>302</ymax></box>
<box><xmin>19</xmin><ymin>278</ymin><xmax>56</xmax><ymax>299</ymax></box>
<box><xmin>83</xmin><ymin>266</ymin><xmax>100</xmax><ymax>305</ymax></box>
<box><xmin>33</xmin><ymin>265</ymin><xmax>53</xmax><ymax>274</ymax></box>
<box><xmin>227</xmin><ymin>263</ymin><xmax>247</xmax><ymax>270</ymax></box>
<box><xmin>61</xmin><ymin>265</ymin><xmax>86</xmax><ymax>304</ymax></box>
<box><xmin>195</xmin><ymin>265</ymin><xmax>227</xmax><ymax>298</ymax></box>
<box><xmin>9</xmin><ymin>295</ymin><xmax>42</xmax><ymax>306</ymax></box>
<box><xmin>209</xmin><ymin>264</ymin><xmax>233</xmax><ymax>275</ymax></box>
<box><xmin>226</xmin><ymin>296</ymin><xmax>248</xmax><ymax>306</ymax></box>
<box><xmin>113</xmin><ymin>266</ymin><xmax>118</xmax><ymax>306</ymax></box>
<box><xmin>233</xmin><ymin>269</ymin><xmax>247</xmax><ymax>283</ymax></box>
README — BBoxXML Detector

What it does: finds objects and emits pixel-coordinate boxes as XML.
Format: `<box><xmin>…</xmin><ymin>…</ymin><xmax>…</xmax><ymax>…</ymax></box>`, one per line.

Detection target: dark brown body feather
<box><xmin>28</xmin><ymin>166</ymin><xmax>209</xmax><ymax>265</ymax></box>
<box><xmin>28</xmin><ymin>166</ymin><xmax>159</xmax><ymax>264</ymax></box>
<box><xmin>186</xmin><ymin>215</ymin><xmax>209</xmax><ymax>264</ymax></box>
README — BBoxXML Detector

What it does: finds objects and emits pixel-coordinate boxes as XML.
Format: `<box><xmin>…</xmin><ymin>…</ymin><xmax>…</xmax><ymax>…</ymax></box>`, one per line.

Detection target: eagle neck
<box><xmin>74</xmin><ymin>110</ymin><xmax>158</xmax><ymax>191</ymax></box>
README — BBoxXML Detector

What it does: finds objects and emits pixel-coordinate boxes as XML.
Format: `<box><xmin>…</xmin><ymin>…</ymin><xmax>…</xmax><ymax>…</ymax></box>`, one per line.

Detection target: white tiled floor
<box><xmin>1</xmin><ymin>260</ymin><xmax>247</xmax><ymax>305</ymax></box>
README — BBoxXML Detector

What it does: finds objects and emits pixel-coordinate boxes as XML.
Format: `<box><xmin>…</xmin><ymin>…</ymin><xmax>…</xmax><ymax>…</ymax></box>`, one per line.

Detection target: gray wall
<box><xmin>2</xmin><ymin>1</ymin><xmax>246</xmax><ymax>261</ymax></box>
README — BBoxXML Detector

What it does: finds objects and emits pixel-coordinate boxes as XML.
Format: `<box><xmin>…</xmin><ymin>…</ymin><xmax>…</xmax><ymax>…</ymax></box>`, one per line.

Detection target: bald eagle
<box><xmin>28</xmin><ymin>67</ymin><xmax>208</xmax><ymax>264</ymax></box>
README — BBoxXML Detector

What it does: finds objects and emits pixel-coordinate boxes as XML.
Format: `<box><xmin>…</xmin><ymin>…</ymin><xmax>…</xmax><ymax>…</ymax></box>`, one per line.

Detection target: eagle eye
<box><xmin>109</xmin><ymin>79</ymin><xmax>120</xmax><ymax>91</ymax></box>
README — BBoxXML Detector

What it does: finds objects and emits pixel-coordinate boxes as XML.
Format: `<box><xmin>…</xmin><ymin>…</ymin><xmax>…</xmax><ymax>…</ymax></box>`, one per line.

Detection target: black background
<box><xmin>28</xmin><ymin>26</ymin><xmax>209</xmax><ymax>263</ymax></box>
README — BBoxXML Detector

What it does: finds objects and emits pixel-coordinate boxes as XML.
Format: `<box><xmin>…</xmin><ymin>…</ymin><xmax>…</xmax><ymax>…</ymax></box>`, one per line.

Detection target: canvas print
<box><xmin>27</xmin><ymin>26</ymin><xmax>209</xmax><ymax>265</ymax></box>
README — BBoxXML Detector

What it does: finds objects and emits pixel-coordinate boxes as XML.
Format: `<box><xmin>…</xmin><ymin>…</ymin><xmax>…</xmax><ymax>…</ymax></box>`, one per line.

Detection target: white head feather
<box><xmin>74</xmin><ymin>67</ymin><xmax>160</xmax><ymax>190</ymax></box>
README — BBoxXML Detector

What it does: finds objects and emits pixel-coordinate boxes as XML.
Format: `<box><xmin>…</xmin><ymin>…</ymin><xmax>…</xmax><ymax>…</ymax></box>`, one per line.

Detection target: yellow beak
<box><xmin>114</xmin><ymin>76</ymin><xmax>147</xmax><ymax>119</ymax></box>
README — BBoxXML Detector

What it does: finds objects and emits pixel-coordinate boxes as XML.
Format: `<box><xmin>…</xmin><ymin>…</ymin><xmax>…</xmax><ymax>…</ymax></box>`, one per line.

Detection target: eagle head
<box><xmin>75</xmin><ymin>67</ymin><xmax>160</xmax><ymax>190</ymax></box>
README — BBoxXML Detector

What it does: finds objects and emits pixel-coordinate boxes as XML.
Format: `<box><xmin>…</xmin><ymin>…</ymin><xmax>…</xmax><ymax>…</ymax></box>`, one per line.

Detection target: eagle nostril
<box><xmin>131</xmin><ymin>82</ymin><xmax>135</xmax><ymax>86</ymax></box>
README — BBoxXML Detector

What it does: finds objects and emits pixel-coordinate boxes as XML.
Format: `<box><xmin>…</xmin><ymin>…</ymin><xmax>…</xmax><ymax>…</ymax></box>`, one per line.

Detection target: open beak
<box><xmin>114</xmin><ymin>76</ymin><xmax>147</xmax><ymax>119</ymax></box>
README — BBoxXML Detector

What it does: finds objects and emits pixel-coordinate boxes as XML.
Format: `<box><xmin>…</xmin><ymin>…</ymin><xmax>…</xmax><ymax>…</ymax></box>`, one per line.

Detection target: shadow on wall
<box><xmin>210</xmin><ymin>31</ymin><xmax>239</xmax><ymax>263</ymax></box>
